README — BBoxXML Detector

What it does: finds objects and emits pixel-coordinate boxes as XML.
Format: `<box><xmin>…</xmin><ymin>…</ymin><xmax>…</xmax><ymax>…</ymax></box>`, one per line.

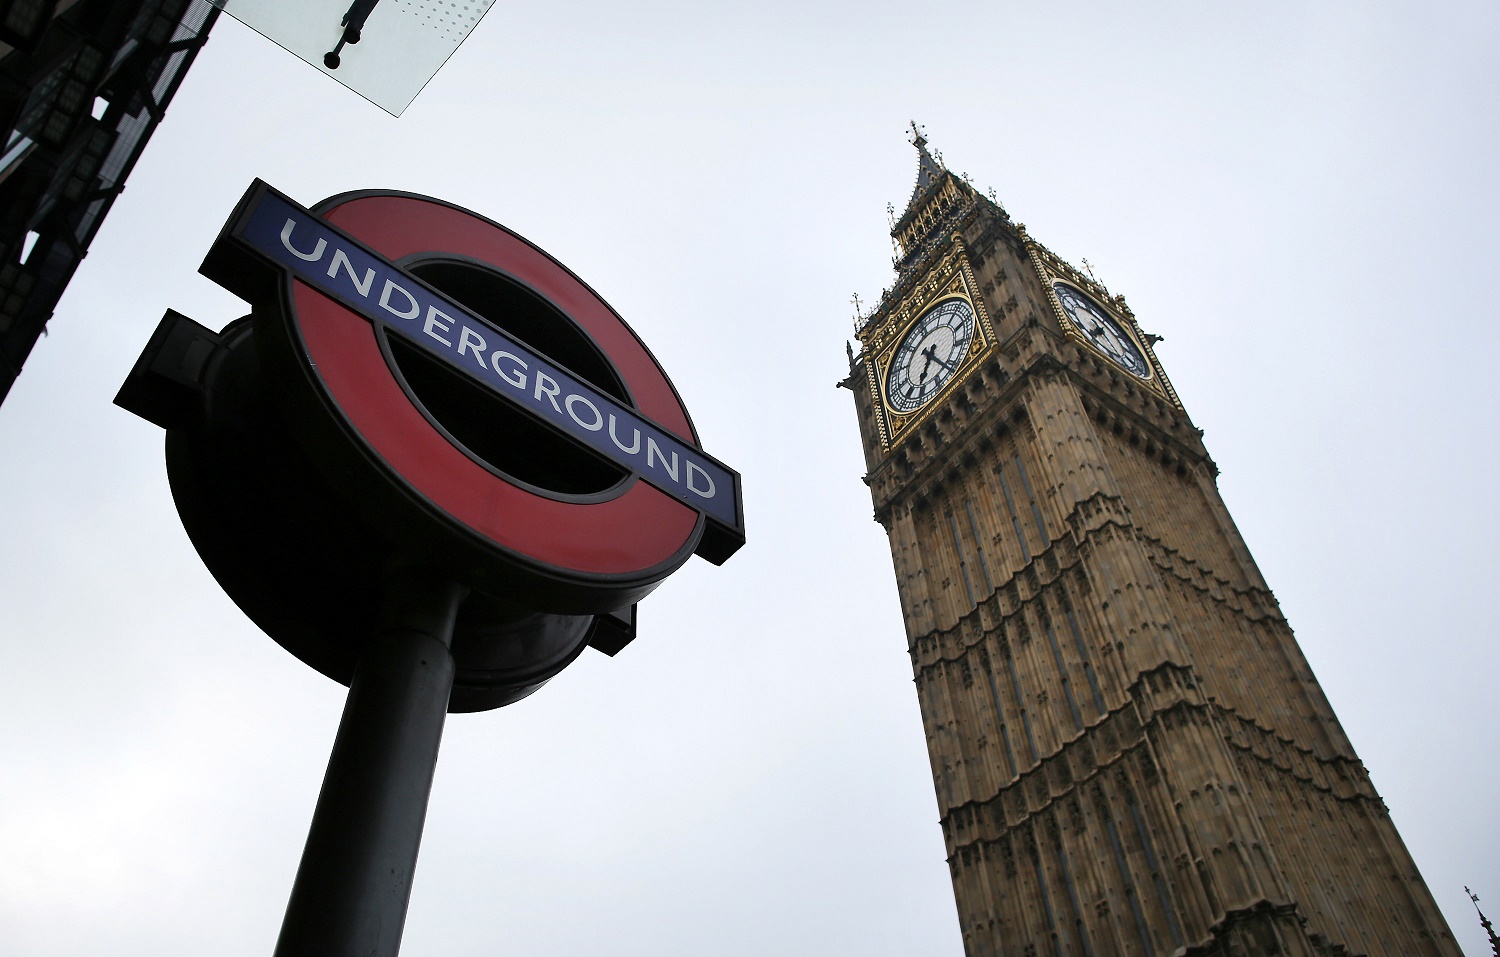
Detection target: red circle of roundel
<box><xmin>291</xmin><ymin>192</ymin><xmax>700</xmax><ymax>578</ymax></box>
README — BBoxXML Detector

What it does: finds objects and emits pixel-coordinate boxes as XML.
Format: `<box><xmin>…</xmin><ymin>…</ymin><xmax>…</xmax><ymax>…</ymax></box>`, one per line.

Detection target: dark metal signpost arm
<box><xmin>273</xmin><ymin>571</ymin><xmax>468</xmax><ymax>957</ymax></box>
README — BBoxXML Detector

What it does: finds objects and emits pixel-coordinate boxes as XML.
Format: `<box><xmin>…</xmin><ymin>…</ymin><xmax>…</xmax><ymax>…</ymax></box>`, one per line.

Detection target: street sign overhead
<box><xmin>221</xmin><ymin>185</ymin><xmax>742</xmax><ymax>536</ymax></box>
<box><xmin>114</xmin><ymin>181</ymin><xmax>745</xmax><ymax>957</ymax></box>
<box><xmin>208</xmin><ymin>0</ymin><xmax>496</xmax><ymax>114</ymax></box>
<box><xmin>117</xmin><ymin>180</ymin><xmax>744</xmax><ymax>712</ymax></box>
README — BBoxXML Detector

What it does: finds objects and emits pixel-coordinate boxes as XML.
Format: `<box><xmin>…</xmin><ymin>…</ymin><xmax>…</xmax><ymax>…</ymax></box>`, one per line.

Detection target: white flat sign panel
<box><xmin>209</xmin><ymin>0</ymin><xmax>496</xmax><ymax>115</ymax></box>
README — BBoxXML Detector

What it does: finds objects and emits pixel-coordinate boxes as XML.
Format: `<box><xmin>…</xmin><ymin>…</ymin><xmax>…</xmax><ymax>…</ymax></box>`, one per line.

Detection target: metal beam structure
<box><xmin>0</xmin><ymin>0</ymin><xmax>219</xmax><ymax>404</ymax></box>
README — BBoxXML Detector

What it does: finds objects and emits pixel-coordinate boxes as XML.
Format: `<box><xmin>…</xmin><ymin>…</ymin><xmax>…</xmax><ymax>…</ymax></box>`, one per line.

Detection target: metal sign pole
<box><xmin>272</xmin><ymin>571</ymin><xmax>467</xmax><ymax>957</ymax></box>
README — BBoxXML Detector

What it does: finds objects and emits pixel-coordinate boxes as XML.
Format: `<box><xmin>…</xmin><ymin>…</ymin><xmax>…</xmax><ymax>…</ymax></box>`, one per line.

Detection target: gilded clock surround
<box><xmin>867</xmin><ymin>254</ymin><xmax>996</xmax><ymax>446</ymax></box>
<box><xmin>1050</xmin><ymin>281</ymin><xmax>1150</xmax><ymax>377</ymax></box>
<box><xmin>841</xmin><ymin>131</ymin><xmax>1461</xmax><ymax>957</ymax></box>
<box><xmin>1024</xmin><ymin>234</ymin><xmax>1182</xmax><ymax>406</ymax></box>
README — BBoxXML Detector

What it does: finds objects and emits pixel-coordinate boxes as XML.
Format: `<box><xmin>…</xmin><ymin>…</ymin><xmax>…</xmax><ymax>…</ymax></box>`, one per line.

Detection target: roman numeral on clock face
<box><xmin>884</xmin><ymin>297</ymin><xmax>977</xmax><ymax>414</ymax></box>
<box><xmin>1054</xmin><ymin>284</ymin><xmax>1149</xmax><ymax>379</ymax></box>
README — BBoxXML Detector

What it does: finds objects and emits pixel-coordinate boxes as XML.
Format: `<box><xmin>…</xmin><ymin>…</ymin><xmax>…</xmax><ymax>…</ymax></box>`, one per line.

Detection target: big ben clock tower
<box><xmin>844</xmin><ymin>128</ymin><xmax>1461</xmax><ymax>956</ymax></box>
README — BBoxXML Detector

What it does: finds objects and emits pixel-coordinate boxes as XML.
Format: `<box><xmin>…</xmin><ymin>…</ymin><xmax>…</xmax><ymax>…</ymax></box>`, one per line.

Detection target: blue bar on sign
<box><xmin>234</xmin><ymin>190</ymin><xmax>740</xmax><ymax>530</ymax></box>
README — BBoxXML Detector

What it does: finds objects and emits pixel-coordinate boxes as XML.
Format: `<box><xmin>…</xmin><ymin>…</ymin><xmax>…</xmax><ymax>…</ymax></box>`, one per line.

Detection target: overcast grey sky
<box><xmin>1</xmin><ymin>2</ymin><xmax>1496</xmax><ymax>954</ymax></box>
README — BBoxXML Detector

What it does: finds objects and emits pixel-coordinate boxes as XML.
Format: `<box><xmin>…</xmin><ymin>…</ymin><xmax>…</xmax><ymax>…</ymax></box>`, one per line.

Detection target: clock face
<box><xmin>1053</xmin><ymin>284</ymin><xmax>1150</xmax><ymax>379</ymax></box>
<box><xmin>885</xmin><ymin>298</ymin><xmax>976</xmax><ymax>414</ymax></box>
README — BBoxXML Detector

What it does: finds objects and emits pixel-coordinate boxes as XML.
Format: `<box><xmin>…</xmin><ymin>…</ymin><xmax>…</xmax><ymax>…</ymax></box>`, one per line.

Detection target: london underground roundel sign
<box><xmin>201</xmin><ymin>180</ymin><xmax>744</xmax><ymax>613</ymax></box>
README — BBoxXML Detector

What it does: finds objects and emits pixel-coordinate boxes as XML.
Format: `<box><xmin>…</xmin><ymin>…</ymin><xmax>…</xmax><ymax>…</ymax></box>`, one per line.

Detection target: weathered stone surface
<box><xmin>844</xmin><ymin>143</ymin><xmax>1460</xmax><ymax>957</ymax></box>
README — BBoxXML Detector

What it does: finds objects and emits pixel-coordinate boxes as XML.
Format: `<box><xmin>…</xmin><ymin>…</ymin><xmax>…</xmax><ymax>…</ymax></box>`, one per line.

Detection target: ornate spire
<box><xmin>1469</xmin><ymin>887</ymin><xmax>1500</xmax><ymax>956</ymax></box>
<box><xmin>906</xmin><ymin>120</ymin><xmax>946</xmax><ymax>204</ymax></box>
